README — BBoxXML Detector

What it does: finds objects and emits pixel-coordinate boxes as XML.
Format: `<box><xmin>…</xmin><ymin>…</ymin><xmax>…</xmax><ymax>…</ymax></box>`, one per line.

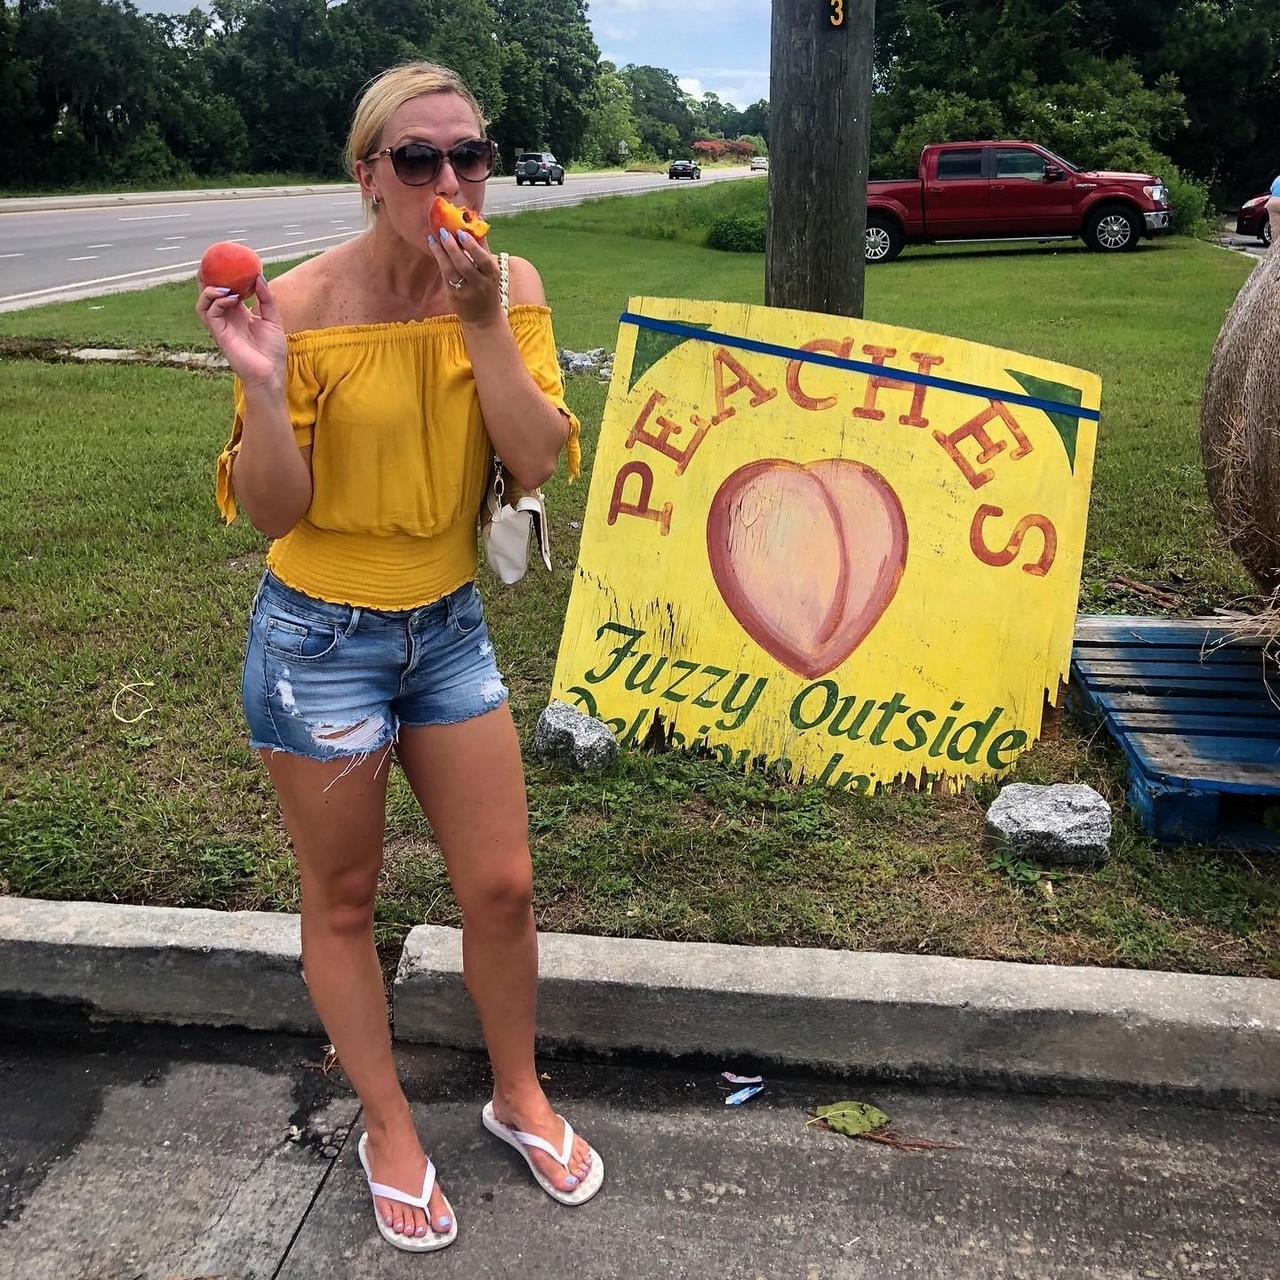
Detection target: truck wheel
<box><xmin>557</xmin><ymin>173</ymin><xmax>565</xmax><ymax>185</ymax></box>
<box><xmin>1264</xmin><ymin>221</ymin><xmax>1273</xmax><ymax>248</ymax></box>
<box><xmin>1084</xmin><ymin>204</ymin><xmax>1140</xmax><ymax>252</ymax></box>
<box><xmin>865</xmin><ymin>217</ymin><xmax>904</xmax><ymax>264</ymax></box>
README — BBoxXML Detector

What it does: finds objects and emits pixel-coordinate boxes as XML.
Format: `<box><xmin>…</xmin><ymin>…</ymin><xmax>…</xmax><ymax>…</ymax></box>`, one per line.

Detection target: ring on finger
<box><xmin>447</xmin><ymin>275</ymin><xmax>465</xmax><ymax>290</ymax></box>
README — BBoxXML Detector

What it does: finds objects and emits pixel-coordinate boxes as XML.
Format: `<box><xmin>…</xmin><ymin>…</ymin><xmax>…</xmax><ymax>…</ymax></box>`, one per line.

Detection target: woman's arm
<box><xmin>196</xmin><ymin>274</ymin><xmax>313</xmax><ymax>537</ymax></box>
<box><xmin>436</xmin><ymin>234</ymin><xmax>570</xmax><ymax>489</ymax></box>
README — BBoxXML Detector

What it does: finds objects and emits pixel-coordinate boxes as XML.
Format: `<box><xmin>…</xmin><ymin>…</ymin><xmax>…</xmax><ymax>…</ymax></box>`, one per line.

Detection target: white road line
<box><xmin>284</xmin><ymin>223</ymin><xmax>301</xmax><ymax>228</ymax></box>
<box><xmin>154</xmin><ymin>245</ymin><xmax>182</xmax><ymax>252</ymax></box>
<box><xmin>68</xmin><ymin>255</ymin><xmax>99</xmax><ymax>261</ymax></box>
<box><xmin>118</xmin><ymin>213</ymin><xmax>191</xmax><ymax>222</ymax></box>
<box><xmin>0</xmin><ymin>252</ymin><xmax>23</xmax><ymax>259</ymax></box>
<box><xmin>86</xmin><ymin>243</ymin><xmax>113</xmax><ymax>249</ymax></box>
<box><xmin>163</xmin><ymin>235</ymin><xmax>186</xmax><ymax>241</ymax></box>
<box><xmin>0</xmin><ymin>231</ymin><xmax>354</xmax><ymax>303</ymax></box>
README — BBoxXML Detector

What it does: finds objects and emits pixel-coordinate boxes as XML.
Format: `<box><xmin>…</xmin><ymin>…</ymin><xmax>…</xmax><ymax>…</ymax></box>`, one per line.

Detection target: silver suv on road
<box><xmin>515</xmin><ymin>152</ymin><xmax>565</xmax><ymax>185</ymax></box>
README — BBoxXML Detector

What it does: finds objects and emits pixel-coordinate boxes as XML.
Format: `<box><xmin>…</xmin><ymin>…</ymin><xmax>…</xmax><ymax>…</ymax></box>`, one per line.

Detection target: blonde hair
<box><xmin>345</xmin><ymin>62</ymin><xmax>489</xmax><ymax>216</ymax></box>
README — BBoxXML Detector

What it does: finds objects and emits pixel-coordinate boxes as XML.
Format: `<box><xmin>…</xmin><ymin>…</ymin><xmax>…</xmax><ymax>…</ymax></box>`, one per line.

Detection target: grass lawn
<box><xmin>1</xmin><ymin>190</ymin><xmax>1276</xmax><ymax>978</ymax></box>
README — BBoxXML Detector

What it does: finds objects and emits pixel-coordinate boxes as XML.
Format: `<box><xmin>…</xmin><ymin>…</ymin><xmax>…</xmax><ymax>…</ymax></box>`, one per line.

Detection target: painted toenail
<box><xmin>565</xmin><ymin>1175</ymin><xmax>579</xmax><ymax>1187</ymax></box>
<box><xmin>415</xmin><ymin>1226</ymin><xmax>426</xmax><ymax>1237</ymax></box>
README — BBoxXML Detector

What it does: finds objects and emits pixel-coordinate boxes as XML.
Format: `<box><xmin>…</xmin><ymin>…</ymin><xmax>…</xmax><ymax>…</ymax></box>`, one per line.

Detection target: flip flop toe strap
<box><xmin>511</xmin><ymin>1118</ymin><xmax>574</xmax><ymax>1169</ymax></box>
<box><xmin>367</xmin><ymin>1158</ymin><xmax>438</xmax><ymax>1211</ymax></box>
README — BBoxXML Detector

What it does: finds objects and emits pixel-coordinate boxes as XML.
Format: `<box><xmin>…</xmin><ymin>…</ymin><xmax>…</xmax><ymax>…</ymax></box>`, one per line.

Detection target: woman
<box><xmin>196</xmin><ymin>61</ymin><xmax>600</xmax><ymax>1254</ymax></box>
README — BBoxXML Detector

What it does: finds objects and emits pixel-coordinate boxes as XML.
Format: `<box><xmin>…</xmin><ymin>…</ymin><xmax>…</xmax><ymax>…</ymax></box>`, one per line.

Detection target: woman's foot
<box><xmin>361</xmin><ymin>1122</ymin><xmax>453</xmax><ymax>1240</ymax></box>
<box><xmin>489</xmin><ymin>1090</ymin><xmax>595</xmax><ymax>1194</ymax></box>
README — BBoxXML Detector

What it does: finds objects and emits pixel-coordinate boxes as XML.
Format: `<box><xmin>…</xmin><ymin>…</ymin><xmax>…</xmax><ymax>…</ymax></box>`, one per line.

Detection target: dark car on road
<box><xmin>668</xmin><ymin>159</ymin><xmax>702</xmax><ymax>180</ymax></box>
<box><xmin>515</xmin><ymin>152</ymin><xmax>565</xmax><ymax>185</ymax></box>
<box><xmin>1237</xmin><ymin>193</ymin><xmax>1272</xmax><ymax>247</ymax></box>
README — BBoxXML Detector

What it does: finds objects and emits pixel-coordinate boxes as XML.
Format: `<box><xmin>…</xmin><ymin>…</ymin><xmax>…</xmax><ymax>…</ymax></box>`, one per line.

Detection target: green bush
<box><xmin>705</xmin><ymin>212</ymin><xmax>767</xmax><ymax>252</ymax></box>
<box><xmin>1161</xmin><ymin>162</ymin><xmax>1212</xmax><ymax>236</ymax></box>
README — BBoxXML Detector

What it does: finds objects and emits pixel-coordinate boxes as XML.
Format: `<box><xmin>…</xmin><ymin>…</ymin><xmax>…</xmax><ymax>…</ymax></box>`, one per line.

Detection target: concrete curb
<box><xmin>0</xmin><ymin>185</ymin><xmax>359</xmax><ymax>214</ymax></box>
<box><xmin>4</xmin><ymin>898</ymin><xmax>1278</xmax><ymax>1103</ymax></box>
<box><xmin>393</xmin><ymin>926</ymin><xmax>1280</xmax><ymax>1104</ymax></box>
<box><xmin>0</xmin><ymin>897</ymin><xmax>320</xmax><ymax>1033</ymax></box>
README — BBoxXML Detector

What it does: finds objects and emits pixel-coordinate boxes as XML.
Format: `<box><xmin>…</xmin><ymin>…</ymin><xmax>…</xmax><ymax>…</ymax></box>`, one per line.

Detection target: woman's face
<box><xmin>357</xmin><ymin>92</ymin><xmax>490</xmax><ymax>241</ymax></box>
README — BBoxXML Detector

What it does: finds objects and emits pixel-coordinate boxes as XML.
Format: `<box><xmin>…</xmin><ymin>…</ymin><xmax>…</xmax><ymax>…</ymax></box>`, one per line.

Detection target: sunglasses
<box><xmin>365</xmin><ymin>138</ymin><xmax>496</xmax><ymax>186</ymax></box>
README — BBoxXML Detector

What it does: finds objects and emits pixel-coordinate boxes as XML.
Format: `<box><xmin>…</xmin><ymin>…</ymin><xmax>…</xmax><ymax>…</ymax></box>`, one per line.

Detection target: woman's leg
<box><xmin>396</xmin><ymin>709</ymin><xmax>593</xmax><ymax>1192</ymax></box>
<box><xmin>263</xmin><ymin>747</ymin><xmax>452</xmax><ymax>1240</ymax></box>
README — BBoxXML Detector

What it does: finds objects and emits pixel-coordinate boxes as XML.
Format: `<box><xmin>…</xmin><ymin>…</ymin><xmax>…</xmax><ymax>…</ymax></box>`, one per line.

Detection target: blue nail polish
<box><xmin>213</xmin><ymin>286</ymin><xmax>233</xmax><ymax>296</ymax></box>
<box><xmin>456</xmin><ymin>230</ymin><xmax>470</xmax><ymax>244</ymax></box>
<box><xmin>427</xmin><ymin>233</ymin><xmax>437</xmax><ymax>246</ymax></box>
<box><xmin>439</xmin><ymin>228</ymin><xmax>451</xmax><ymax>241</ymax></box>
<box><xmin>565</xmin><ymin>1175</ymin><xmax>579</xmax><ymax>1187</ymax></box>
<box><xmin>439</xmin><ymin>1216</ymin><xmax>452</xmax><ymax>1229</ymax></box>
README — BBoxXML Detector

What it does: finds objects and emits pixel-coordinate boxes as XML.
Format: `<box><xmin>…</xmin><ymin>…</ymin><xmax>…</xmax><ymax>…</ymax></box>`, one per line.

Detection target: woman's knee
<box><xmin>301</xmin><ymin>867</ymin><xmax>380</xmax><ymax>935</ymax></box>
<box><xmin>460</xmin><ymin>863</ymin><xmax>534</xmax><ymax>930</ymax></box>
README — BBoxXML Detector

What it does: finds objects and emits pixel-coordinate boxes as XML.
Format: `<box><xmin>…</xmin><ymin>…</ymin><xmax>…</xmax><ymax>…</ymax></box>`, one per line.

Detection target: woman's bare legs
<box><xmin>262</xmin><ymin>747</ymin><xmax>451</xmax><ymax>1241</ymax></box>
<box><xmin>397</xmin><ymin>707</ymin><xmax>594</xmax><ymax>1192</ymax></box>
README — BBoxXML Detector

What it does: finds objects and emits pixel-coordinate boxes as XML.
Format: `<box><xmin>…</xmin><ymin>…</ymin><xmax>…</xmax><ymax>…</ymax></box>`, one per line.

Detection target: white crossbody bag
<box><xmin>479</xmin><ymin>252</ymin><xmax>553</xmax><ymax>585</ymax></box>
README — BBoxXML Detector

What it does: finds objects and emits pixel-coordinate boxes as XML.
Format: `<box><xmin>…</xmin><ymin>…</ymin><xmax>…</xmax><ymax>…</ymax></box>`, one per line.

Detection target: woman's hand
<box><xmin>428</xmin><ymin>229</ymin><xmax>503</xmax><ymax>323</ymax></box>
<box><xmin>195</xmin><ymin>273</ymin><xmax>286</xmax><ymax>389</ymax></box>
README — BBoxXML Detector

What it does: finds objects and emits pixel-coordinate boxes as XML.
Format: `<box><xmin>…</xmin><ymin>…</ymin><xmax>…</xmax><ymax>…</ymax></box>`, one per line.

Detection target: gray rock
<box><xmin>533</xmin><ymin>700</ymin><xmax>619</xmax><ymax>772</ymax></box>
<box><xmin>558</xmin><ymin>347</ymin><xmax>613</xmax><ymax>378</ymax></box>
<box><xmin>986</xmin><ymin>782</ymin><xmax>1112</xmax><ymax>865</ymax></box>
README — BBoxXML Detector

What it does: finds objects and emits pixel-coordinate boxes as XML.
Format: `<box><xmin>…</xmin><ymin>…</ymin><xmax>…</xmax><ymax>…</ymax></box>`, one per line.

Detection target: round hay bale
<box><xmin>1200</xmin><ymin>251</ymin><xmax>1280</xmax><ymax>598</ymax></box>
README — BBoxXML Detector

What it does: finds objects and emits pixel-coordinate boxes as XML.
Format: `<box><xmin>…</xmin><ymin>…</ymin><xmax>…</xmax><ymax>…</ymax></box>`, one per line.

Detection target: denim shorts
<box><xmin>242</xmin><ymin>571</ymin><xmax>509</xmax><ymax>761</ymax></box>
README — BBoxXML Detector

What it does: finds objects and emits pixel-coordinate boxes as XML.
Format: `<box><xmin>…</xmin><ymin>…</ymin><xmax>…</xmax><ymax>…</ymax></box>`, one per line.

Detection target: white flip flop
<box><xmin>481</xmin><ymin>1101</ymin><xmax>605</xmax><ymax>1206</ymax></box>
<box><xmin>357</xmin><ymin>1132</ymin><xmax>458</xmax><ymax>1253</ymax></box>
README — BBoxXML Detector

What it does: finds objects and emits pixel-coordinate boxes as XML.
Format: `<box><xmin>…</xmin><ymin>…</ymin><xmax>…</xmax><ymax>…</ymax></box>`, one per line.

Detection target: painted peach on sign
<box><xmin>707</xmin><ymin>459</ymin><xmax>908</xmax><ymax>679</ymax></box>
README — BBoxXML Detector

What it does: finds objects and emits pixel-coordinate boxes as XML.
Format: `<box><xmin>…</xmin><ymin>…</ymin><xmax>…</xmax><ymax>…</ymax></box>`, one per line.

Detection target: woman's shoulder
<box><xmin>503</xmin><ymin>254</ymin><xmax>549</xmax><ymax>308</ymax></box>
<box><xmin>270</xmin><ymin>240</ymin><xmax>366</xmax><ymax>333</ymax></box>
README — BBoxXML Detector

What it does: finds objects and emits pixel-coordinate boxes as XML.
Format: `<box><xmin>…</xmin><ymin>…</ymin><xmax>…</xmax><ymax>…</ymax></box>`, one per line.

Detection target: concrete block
<box><xmin>393</xmin><ymin>925</ymin><xmax>1280</xmax><ymax>1103</ymax></box>
<box><xmin>0</xmin><ymin>897</ymin><xmax>320</xmax><ymax>1033</ymax></box>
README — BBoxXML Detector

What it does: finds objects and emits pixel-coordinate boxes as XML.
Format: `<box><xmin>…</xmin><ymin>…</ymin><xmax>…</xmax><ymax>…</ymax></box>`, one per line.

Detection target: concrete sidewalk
<box><xmin>2</xmin><ymin>896</ymin><xmax>1278</xmax><ymax>1105</ymax></box>
<box><xmin>0</xmin><ymin>184</ymin><xmax>359</xmax><ymax>214</ymax></box>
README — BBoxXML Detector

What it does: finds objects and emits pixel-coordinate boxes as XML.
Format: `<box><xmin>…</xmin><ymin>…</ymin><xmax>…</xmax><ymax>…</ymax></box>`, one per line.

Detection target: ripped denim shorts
<box><xmin>242</xmin><ymin>571</ymin><xmax>509</xmax><ymax>761</ymax></box>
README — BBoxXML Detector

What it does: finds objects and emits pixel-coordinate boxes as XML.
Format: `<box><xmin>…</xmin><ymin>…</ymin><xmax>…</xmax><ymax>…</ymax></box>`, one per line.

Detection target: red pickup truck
<box><xmin>865</xmin><ymin>140</ymin><xmax>1173</xmax><ymax>263</ymax></box>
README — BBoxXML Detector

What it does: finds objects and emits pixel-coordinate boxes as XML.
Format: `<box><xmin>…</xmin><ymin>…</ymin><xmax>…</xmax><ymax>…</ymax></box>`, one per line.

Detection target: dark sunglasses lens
<box><xmin>390</xmin><ymin>143</ymin><xmax>441</xmax><ymax>185</ymax></box>
<box><xmin>451</xmin><ymin>141</ymin><xmax>495</xmax><ymax>180</ymax></box>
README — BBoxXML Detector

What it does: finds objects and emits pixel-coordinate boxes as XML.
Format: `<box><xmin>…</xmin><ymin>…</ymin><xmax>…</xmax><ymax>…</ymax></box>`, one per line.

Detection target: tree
<box><xmin>494</xmin><ymin>0</ymin><xmax>598</xmax><ymax>161</ymax></box>
<box><xmin>621</xmin><ymin>64</ymin><xmax>694</xmax><ymax>157</ymax></box>
<box><xmin>578</xmin><ymin>61</ymin><xmax>639</xmax><ymax>167</ymax></box>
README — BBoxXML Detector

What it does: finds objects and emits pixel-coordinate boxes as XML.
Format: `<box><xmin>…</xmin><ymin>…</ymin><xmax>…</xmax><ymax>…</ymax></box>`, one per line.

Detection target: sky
<box><xmin>586</xmin><ymin>0</ymin><xmax>772</xmax><ymax>111</ymax></box>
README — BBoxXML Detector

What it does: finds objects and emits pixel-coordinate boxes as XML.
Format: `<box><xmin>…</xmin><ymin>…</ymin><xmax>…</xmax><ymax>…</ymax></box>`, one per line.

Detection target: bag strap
<box><xmin>491</xmin><ymin>251</ymin><xmax>511</xmax><ymax>484</ymax></box>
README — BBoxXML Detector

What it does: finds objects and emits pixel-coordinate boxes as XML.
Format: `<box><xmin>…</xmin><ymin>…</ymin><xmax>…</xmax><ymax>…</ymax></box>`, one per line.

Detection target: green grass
<box><xmin>0</xmin><ymin>187</ymin><xmax>1275</xmax><ymax>977</ymax></box>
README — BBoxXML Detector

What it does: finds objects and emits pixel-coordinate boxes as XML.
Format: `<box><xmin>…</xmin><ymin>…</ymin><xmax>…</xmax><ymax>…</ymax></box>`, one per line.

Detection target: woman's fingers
<box><xmin>252</xmin><ymin>274</ymin><xmax>281</xmax><ymax>325</ymax></box>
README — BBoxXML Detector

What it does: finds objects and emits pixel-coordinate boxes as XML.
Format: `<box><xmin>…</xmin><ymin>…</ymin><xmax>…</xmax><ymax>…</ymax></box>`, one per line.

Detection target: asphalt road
<box><xmin>0</xmin><ymin>168</ymin><xmax>757</xmax><ymax>311</ymax></box>
<box><xmin>2</xmin><ymin>1010</ymin><xmax>1277</xmax><ymax>1280</ymax></box>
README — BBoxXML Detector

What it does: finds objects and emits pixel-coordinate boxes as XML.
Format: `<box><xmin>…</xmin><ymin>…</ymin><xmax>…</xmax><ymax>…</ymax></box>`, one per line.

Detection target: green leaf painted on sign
<box><xmin>810</xmin><ymin>1100</ymin><xmax>890</xmax><ymax>1137</ymax></box>
<box><xmin>629</xmin><ymin>322</ymin><xmax>713</xmax><ymax>391</ymax></box>
<box><xmin>1005</xmin><ymin>370</ymin><xmax>1085</xmax><ymax>472</ymax></box>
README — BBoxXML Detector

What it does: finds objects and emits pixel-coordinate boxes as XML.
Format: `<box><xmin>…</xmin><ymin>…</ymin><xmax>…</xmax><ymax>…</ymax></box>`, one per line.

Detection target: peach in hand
<box><xmin>428</xmin><ymin>196</ymin><xmax>490</xmax><ymax>239</ymax></box>
<box><xmin>199</xmin><ymin>242</ymin><xmax>263</xmax><ymax>297</ymax></box>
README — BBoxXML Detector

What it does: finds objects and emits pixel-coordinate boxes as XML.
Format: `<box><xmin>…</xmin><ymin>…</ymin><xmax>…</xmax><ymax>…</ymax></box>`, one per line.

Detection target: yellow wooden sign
<box><xmin>551</xmin><ymin>297</ymin><xmax>1102</xmax><ymax>792</ymax></box>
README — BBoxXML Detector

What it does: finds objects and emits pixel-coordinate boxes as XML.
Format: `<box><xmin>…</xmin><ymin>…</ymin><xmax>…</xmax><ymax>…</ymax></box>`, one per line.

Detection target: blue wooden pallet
<box><xmin>1070</xmin><ymin>615</ymin><xmax>1280</xmax><ymax>849</ymax></box>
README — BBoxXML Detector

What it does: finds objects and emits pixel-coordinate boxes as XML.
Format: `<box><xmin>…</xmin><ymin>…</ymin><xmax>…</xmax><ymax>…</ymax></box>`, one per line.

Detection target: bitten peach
<box><xmin>428</xmin><ymin>196</ymin><xmax>490</xmax><ymax>238</ymax></box>
<box><xmin>199</xmin><ymin>242</ymin><xmax>263</xmax><ymax>297</ymax></box>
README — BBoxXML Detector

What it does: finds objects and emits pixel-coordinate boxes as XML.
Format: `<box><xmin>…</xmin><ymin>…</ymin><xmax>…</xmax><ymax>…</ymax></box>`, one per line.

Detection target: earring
<box><xmin>372</xmin><ymin>195</ymin><xmax>380</xmax><ymax>208</ymax></box>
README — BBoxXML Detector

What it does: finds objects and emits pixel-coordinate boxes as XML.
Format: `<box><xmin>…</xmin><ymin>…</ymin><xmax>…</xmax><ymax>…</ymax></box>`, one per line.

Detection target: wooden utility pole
<box><xmin>765</xmin><ymin>0</ymin><xmax>875</xmax><ymax>318</ymax></box>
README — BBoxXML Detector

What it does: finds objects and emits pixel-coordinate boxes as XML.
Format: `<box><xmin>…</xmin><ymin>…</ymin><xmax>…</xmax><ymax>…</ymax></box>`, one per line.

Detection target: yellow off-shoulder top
<box><xmin>216</xmin><ymin>304</ymin><xmax>581</xmax><ymax>610</ymax></box>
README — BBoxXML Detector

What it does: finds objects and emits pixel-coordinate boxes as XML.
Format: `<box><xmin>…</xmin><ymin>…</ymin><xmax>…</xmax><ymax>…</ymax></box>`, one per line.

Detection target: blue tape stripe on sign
<box><xmin>618</xmin><ymin>312</ymin><xmax>1101</xmax><ymax>423</ymax></box>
